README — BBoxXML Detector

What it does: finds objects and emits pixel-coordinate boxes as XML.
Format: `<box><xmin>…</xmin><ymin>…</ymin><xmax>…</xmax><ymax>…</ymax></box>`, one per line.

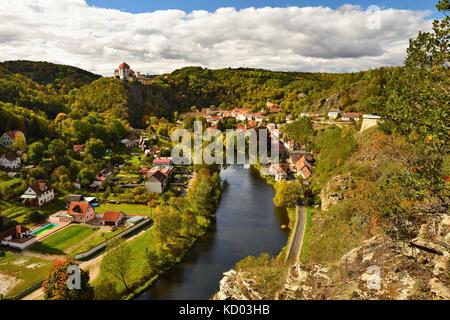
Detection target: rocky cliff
<box><xmin>214</xmin><ymin>214</ymin><xmax>450</xmax><ymax>300</ymax></box>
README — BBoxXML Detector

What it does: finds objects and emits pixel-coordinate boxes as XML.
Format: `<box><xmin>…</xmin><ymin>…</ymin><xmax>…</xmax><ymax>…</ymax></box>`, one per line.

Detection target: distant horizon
<box><xmin>0</xmin><ymin>1</ymin><xmax>435</xmax><ymax>75</ymax></box>
<box><xmin>0</xmin><ymin>58</ymin><xmax>405</xmax><ymax>77</ymax></box>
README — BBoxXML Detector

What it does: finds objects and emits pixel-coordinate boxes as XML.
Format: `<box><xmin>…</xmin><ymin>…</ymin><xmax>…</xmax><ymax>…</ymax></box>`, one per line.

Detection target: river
<box><xmin>138</xmin><ymin>165</ymin><xmax>289</xmax><ymax>300</ymax></box>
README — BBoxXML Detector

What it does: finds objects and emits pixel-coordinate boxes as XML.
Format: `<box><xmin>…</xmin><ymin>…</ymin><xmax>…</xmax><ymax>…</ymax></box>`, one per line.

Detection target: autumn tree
<box><xmin>42</xmin><ymin>259</ymin><xmax>94</xmax><ymax>300</ymax></box>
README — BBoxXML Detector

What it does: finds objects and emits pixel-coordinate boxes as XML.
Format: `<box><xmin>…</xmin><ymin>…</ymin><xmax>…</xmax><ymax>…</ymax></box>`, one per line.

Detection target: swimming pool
<box><xmin>31</xmin><ymin>223</ymin><xmax>59</xmax><ymax>236</ymax></box>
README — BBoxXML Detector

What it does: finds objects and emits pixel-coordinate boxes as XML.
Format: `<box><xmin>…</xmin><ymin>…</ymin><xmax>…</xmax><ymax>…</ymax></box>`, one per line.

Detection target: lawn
<box><xmin>0</xmin><ymin>251</ymin><xmax>52</xmax><ymax>298</ymax></box>
<box><xmin>31</xmin><ymin>225</ymin><xmax>96</xmax><ymax>255</ymax></box>
<box><xmin>95</xmin><ymin>228</ymin><xmax>157</xmax><ymax>293</ymax></box>
<box><xmin>95</xmin><ymin>203</ymin><xmax>152</xmax><ymax>217</ymax></box>
<box><xmin>0</xmin><ymin>177</ymin><xmax>22</xmax><ymax>188</ymax></box>
<box><xmin>300</xmin><ymin>207</ymin><xmax>313</xmax><ymax>262</ymax></box>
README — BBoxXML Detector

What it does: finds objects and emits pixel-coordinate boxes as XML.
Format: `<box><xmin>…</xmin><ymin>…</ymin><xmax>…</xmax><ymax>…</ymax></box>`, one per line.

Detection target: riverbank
<box><xmin>93</xmin><ymin>167</ymin><xmax>223</xmax><ymax>300</ymax></box>
<box><xmin>138</xmin><ymin>166</ymin><xmax>289</xmax><ymax>300</ymax></box>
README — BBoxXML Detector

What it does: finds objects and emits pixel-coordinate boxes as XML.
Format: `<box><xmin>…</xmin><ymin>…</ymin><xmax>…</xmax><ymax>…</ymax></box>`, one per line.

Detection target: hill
<box><xmin>0</xmin><ymin>60</ymin><xmax>101</xmax><ymax>92</ymax></box>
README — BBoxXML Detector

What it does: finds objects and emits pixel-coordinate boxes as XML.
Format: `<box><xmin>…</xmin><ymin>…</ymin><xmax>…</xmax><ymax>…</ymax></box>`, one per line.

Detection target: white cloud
<box><xmin>0</xmin><ymin>0</ymin><xmax>433</xmax><ymax>75</ymax></box>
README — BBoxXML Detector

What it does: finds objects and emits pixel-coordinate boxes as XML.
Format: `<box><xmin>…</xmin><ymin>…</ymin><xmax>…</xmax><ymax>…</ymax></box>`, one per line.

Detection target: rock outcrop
<box><xmin>214</xmin><ymin>214</ymin><xmax>450</xmax><ymax>300</ymax></box>
<box><xmin>320</xmin><ymin>173</ymin><xmax>354</xmax><ymax>210</ymax></box>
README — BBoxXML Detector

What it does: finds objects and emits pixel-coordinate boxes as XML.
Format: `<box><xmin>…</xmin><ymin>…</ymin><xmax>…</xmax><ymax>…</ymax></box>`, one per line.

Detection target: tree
<box><xmin>102</xmin><ymin>238</ymin><xmax>133</xmax><ymax>291</ymax></box>
<box><xmin>52</xmin><ymin>165</ymin><xmax>71</xmax><ymax>184</ymax></box>
<box><xmin>28</xmin><ymin>141</ymin><xmax>46</xmax><ymax>163</ymax></box>
<box><xmin>28</xmin><ymin>166</ymin><xmax>48</xmax><ymax>181</ymax></box>
<box><xmin>94</xmin><ymin>278</ymin><xmax>120</xmax><ymax>300</ymax></box>
<box><xmin>42</xmin><ymin>259</ymin><xmax>94</xmax><ymax>300</ymax></box>
<box><xmin>273</xmin><ymin>181</ymin><xmax>306</xmax><ymax>207</ymax></box>
<box><xmin>153</xmin><ymin>205</ymin><xmax>182</xmax><ymax>246</ymax></box>
<box><xmin>47</xmin><ymin>139</ymin><xmax>67</xmax><ymax>158</ymax></box>
<box><xmin>77</xmin><ymin>167</ymin><xmax>96</xmax><ymax>186</ymax></box>
<box><xmin>85</xmin><ymin>138</ymin><xmax>106</xmax><ymax>159</ymax></box>
<box><xmin>382</xmin><ymin>0</ymin><xmax>449</xmax><ymax>201</ymax></box>
<box><xmin>383</xmin><ymin>0</ymin><xmax>449</xmax><ymax>149</ymax></box>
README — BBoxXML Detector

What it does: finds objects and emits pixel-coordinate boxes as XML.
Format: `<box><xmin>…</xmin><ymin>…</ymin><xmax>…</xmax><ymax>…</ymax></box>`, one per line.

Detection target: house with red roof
<box><xmin>341</xmin><ymin>112</ymin><xmax>363</xmax><ymax>122</ymax></box>
<box><xmin>102</xmin><ymin>211</ymin><xmax>126</xmax><ymax>227</ymax></box>
<box><xmin>114</xmin><ymin>62</ymin><xmax>132</xmax><ymax>80</ymax></box>
<box><xmin>295</xmin><ymin>155</ymin><xmax>313</xmax><ymax>180</ymax></box>
<box><xmin>152</xmin><ymin>157</ymin><xmax>173</xmax><ymax>166</ymax></box>
<box><xmin>67</xmin><ymin>201</ymin><xmax>95</xmax><ymax>223</ymax></box>
<box><xmin>73</xmin><ymin>144</ymin><xmax>85</xmax><ymax>153</ymax></box>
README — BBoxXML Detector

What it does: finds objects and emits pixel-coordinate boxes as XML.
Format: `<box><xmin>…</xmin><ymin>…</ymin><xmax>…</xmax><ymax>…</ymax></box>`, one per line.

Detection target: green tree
<box><xmin>383</xmin><ymin>0</ymin><xmax>449</xmax><ymax>148</ymax></box>
<box><xmin>273</xmin><ymin>181</ymin><xmax>306</xmax><ymax>207</ymax></box>
<box><xmin>85</xmin><ymin>138</ymin><xmax>106</xmax><ymax>159</ymax></box>
<box><xmin>28</xmin><ymin>141</ymin><xmax>46</xmax><ymax>163</ymax></box>
<box><xmin>102</xmin><ymin>238</ymin><xmax>133</xmax><ymax>291</ymax></box>
<box><xmin>77</xmin><ymin>167</ymin><xmax>96</xmax><ymax>186</ymax></box>
<box><xmin>47</xmin><ymin>139</ymin><xmax>67</xmax><ymax>158</ymax></box>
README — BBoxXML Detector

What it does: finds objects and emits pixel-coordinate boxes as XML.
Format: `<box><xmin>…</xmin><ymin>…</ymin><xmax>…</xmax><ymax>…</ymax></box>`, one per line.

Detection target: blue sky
<box><xmin>87</xmin><ymin>0</ymin><xmax>438</xmax><ymax>13</ymax></box>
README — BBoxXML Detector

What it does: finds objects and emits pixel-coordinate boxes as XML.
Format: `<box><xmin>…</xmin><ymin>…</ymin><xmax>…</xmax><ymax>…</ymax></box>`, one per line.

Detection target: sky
<box><xmin>87</xmin><ymin>0</ymin><xmax>438</xmax><ymax>13</ymax></box>
<box><xmin>0</xmin><ymin>0</ymin><xmax>439</xmax><ymax>76</ymax></box>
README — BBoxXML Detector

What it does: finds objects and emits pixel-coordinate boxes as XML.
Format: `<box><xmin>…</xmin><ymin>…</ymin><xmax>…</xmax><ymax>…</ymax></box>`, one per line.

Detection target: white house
<box><xmin>327</xmin><ymin>110</ymin><xmax>341</xmax><ymax>120</ymax></box>
<box><xmin>0</xmin><ymin>131</ymin><xmax>26</xmax><ymax>150</ymax></box>
<box><xmin>144</xmin><ymin>170</ymin><xmax>168</xmax><ymax>194</ymax></box>
<box><xmin>0</xmin><ymin>152</ymin><xmax>21</xmax><ymax>169</ymax></box>
<box><xmin>20</xmin><ymin>180</ymin><xmax>55</xmax><ymax>207</ymax></box>
<box><xmin>269</xmin><ymin>164</ymin><xmax>287</xmax><ymax>181</ymax></box>
<box><xmin>0</xmin><ymin>225</ymin><xmax>37</xmax><ymax>250</ymax></box>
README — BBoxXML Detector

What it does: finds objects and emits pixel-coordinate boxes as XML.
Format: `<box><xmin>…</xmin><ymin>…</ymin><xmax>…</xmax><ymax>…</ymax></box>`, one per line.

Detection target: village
<box><xmin>0</xmin><ymin>62</ymin><xmax>383</xmax><ymax>299</ymax></box>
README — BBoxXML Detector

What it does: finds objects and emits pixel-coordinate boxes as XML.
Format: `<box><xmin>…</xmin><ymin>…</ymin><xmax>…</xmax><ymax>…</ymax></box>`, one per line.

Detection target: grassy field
<box><xmin>95</xmin><ymin>203</ymin><xmax>152</xmax><ymax>216</ymax></box>
<box><xmin>95</xmin><ymin>228</ymin><xmax>157</xmax><ymax>293</ymax></box>
<box><xmin>300</xmin><ymin>207</ymin><xmax>313</xmax><ymax>262</ymax></box>
<box><xmin>0</xmin><ymin>251</ymin><xmax>52</xmax><ymax>298</ymax></box>
<box><xmin>31</xmin><ymin>225</ymin><xmax>96</xmax><ymax>255</ymax></box>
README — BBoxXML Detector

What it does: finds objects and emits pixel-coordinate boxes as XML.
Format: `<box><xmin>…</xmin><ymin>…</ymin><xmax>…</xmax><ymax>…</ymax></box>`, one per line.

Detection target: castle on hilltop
<box><xmin>114</xmin><ymin>62</ymin><xmax>146</xmax><ymax>83</ymax></box>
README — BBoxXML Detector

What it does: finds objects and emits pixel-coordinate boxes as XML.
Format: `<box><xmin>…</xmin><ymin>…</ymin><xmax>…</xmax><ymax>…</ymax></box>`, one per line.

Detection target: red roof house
<box><xmin>67</xmin><ymin>201</ymin><xmax>95</xmax><ymax>223</ymax></box>
<box><xmin>102</xmin><ymin>211</ymin><xmax>125</xmax><ymax>227</ymax></box>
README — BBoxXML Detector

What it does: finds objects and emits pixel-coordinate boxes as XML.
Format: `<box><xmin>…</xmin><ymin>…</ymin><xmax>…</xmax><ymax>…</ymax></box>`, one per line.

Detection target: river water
<box><xmin>138</xmin><ymin>166</ymin><xmax>289</xmax><ymax>300</ymax></box>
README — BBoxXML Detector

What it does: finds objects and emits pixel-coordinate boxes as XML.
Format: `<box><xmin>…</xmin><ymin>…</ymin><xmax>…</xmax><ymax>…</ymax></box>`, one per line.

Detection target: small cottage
<box><xmin>144</xmin><ymin>170</ymin><xmax>168</xmax><ymax>194</ymax></box>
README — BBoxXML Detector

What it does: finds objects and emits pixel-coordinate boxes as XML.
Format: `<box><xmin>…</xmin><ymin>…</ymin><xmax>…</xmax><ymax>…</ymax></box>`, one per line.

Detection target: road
<box><xmin>286</xmin><ymin>206</ymin><xmax>307</xmax><ymax>262</ymax></box>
